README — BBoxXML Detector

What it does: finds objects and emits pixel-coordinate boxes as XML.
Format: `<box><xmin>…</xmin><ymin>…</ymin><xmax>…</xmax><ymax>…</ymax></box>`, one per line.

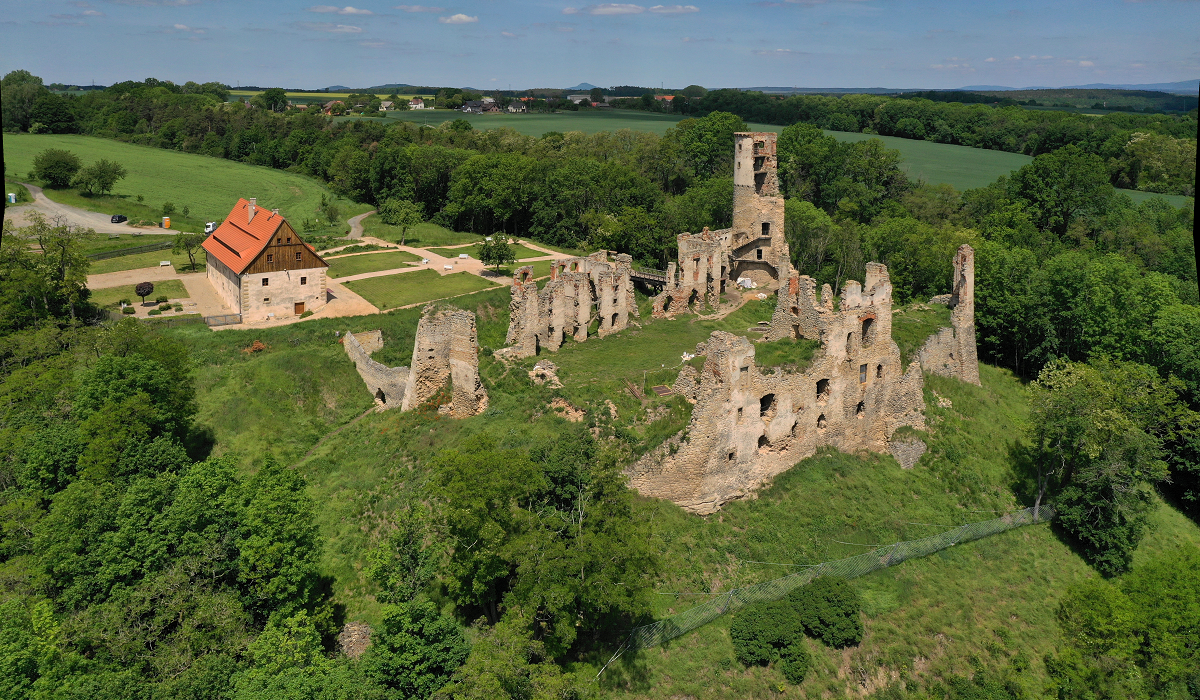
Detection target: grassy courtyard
<box><xmin>88</xmin><ymin>247</ymin><xmax>208</xmax><ymax>275</ymax></box>
<box><xmin>89</xmin><ymin>278</ymin><xmax>190</xmax><ymax>308</ymax></box>
<box><xmin>344</xmin><ymin>269</ymin><xmax>499</xmax><ymax>310</ymax></box>
<box><xmin>326</xmin><ymin>250</ymin><xmax>422</xmax><ymax>278</ymax></box>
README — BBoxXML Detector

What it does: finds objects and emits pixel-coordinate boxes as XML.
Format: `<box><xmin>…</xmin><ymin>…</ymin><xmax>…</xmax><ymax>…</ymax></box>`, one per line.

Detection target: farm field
<box><xmin>228</xmin><ymin>89</ymin><xmax>434</xmax><ymax>104</ymax></box>
<box><xmin>344</xmin><ymin>269</ymin><xmax>498</xmax><ymax>310</ymax></box>
<box><xmin>2</xmin><ymin>134</ymin><xmax>371</xmax><ymax>228</ymax></box>
<box><xmin>372</xmin><ymin>108</ymin><xmax>706</xmax><ymax>136</ymax></box>
<box><xmin>326</xmin><ymin>250</ymin><xmax>422</xmax><ymax>278</ymax></box>
<box><xmin>89</xmin><ymin>278</ymin><xmax>189</xmax><ymax>307</ymax></box>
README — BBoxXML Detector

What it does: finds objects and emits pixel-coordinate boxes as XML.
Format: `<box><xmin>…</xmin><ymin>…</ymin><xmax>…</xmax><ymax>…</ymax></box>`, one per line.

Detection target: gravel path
<box><xmin>5</xmin><ymin>183</ymin><xmax>160</xmax><ymax>234</ymax></box>
<box><xmin>346</xmin><ymin>210</ymin><xmax>375</xmax><ymax>239</ymax></box>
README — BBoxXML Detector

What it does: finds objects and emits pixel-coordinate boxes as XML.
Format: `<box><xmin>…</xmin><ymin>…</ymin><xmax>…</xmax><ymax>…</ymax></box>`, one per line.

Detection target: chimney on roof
<box><xmin>248</xmin><ymin>198</ymin><xmax>257</xmax><ymax>223</ymax></box>
<box><xmin>272</xmin><ymin>208</ymin><xmax>279</xmax><ymax>216</ymax></box>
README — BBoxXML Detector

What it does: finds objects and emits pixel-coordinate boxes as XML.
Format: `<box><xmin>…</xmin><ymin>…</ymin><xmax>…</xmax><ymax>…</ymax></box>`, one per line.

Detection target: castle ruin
<box><xmin>627</xmin><ymin>245</ymin><xmax>980</xmax><ymax>514</ymax></box>
<box><xmin>504</xmin><ymin>251</ymin><xmax>637</xmax><ymax>359</ymax></box>
<box><xmin>653</xmin><ymin>131</ymin><xmax>790</xmax><ymax>316</ymax></box>
<box><xmin>343</xmin><ymin>305</ymin><xmax>488</xmax><ymax>418</ymax></box>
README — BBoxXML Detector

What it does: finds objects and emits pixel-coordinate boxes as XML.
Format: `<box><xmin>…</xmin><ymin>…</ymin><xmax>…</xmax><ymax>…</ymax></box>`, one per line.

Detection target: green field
<box><xmin>326</xmin><ymin>250</ymin><xmax>422</xmax><ymax>278</ymax></box>
<box><xmin>88</xmin><ymin>247</ymin><xmax>208</xmax><ymax>275</ymax></box>
<box><xmin>345</xmin><ymin>269</ymin><xmax>498</xmax><ymax>310</ymax></box>
<box><xmin>425</xmin><ymin>246</ymin><xmax>474</xmax><ymax>260</ymax></box>
<box><xmin>89</xmin><ymin>278</ymin><xmax>189</xmax><ymax>307</ymax></box>
<box><xmin>361</xmin><ymin>218</ymin><xmax>480</xmax><ymax>247</ymax></box>
<box><xmin>369</xmin><ymin>108</ymin><xmax>702</xmax><ymax>136</ymax></box>
<box><xmin>2</xmin><ymin>134</ymin><xmax>371</xmax><ymax>229</ymax></box>
<box><xmin>507</xmin><ymin>243</ymin><xmax>548</xmax><ymax>260</ymax></box>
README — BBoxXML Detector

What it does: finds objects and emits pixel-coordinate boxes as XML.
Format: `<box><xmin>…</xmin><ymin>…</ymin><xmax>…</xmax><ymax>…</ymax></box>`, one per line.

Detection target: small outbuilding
<box><xmin>202</xmin><ymin>198</ymin><xmax>329</xmax><ymax>322</ymax></box>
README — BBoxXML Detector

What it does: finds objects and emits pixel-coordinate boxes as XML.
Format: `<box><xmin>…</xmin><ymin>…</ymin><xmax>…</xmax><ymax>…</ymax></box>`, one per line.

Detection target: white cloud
<box><xmin>563</xmin><ymin>3</ymin><xmax>645</xmax><ymax>14</ymax></box>
<box><xmin>649</xmin><ymin>4</ymin><xmax>699</xmax><ymax>12</ymax></box>
<box><xmin>172</xmin><ymin>23</ymin><xmax>205</xmax><ymax>32</ymax></box>
<box><xmin>752</xmin><ymin>48</ymin><xmax>808</xmax><ymax>56</ymax></box>
<box><xmin>296</xmin><ymin>21</ymin><xmax>364</xmax><ymax>31</ymax></box>
<box><xmin>395</xmin><ymin>4</ymin><xmax>445</xmax><ymax>10</ymax></box>
<box><xmin>1078</xmin><ymin>60</ymin><xmax>1095</xmax><ymax>67</ymax></box>
<box><xmin>308</xmin><ymin>5</ymin><xmax>373</xmax><ymax>14</ymax></box>
<box><xmin>1011</xmin><ymin>55</ymin><xmax>1021</xmax><ymax>60</ymax></box>
<box><xmin>501</xmin><ymin>30</ymin><xmax>519</xmax><ymax>37</ymax></box>
<box><xmin>438</xmin><ymin>12</ymin><xmax>477</xmax><ymax>22</ymax></box>
<box><xmin>681</xmin><ymin>36</ymin><xmax>713</xmax><ymax>42</ymax></box>
<box><xmin>984</xmin><ymin>57</ymin><xmax>996</xmax><ymax>62</ymax></box>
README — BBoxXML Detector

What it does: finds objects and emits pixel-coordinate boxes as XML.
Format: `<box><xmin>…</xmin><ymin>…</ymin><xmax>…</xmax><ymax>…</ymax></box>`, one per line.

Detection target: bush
<box><xmin>158</xmin><ymin>303</ymin><xmax>172</xmax><ymax>310</ymax></box>
<box><xmin>32</xmin><ymin>148</ymin><xmax>81</xmax><ymax>188</ymax></box>
<box><xmin>147</xmin><ymin>309</ymin><xmax>162</xmax><ymax>316</ymax></box>
<box><xmin>155</xmin><ymin>295</ymin><xmax>169</xmax><ymax>304</ymax></box>
<box><xmin>299</xmin><ymin>310</ymin><xmax>313</xmax><ymax>319</ymax></box>
<box><xmin>173</xmin><ymin>305</ymin><xmax>183</xmax><ymax>312</ymax></box>
<box><xmin>121</xmin><ymin>306</ymin><xmax>136</xmax><ymax>315</ymax></box>
<box><xmin>778</xmin><ymin>642</ymin><xmax>811</xmax><ymax>684</ymax></box>
<box><xmin>787</xmin><ymin>577</ymin><xmax>863</xmax><ymax>648</ymax></box>
<box><xmin>730</xmin><ymin>599</ymin><xmax>805</xmax><ymax>667</ymax></box>
<box><xmin>119</xmin><ymin>298</ymin><xmax>131</xmax><ymax>305</ymax></box>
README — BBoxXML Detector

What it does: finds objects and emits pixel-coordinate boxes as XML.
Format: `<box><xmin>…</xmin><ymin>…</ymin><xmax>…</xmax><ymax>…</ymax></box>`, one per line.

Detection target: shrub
<box><xmin>299</xmin><ymin>310</ymin><xmax>313</xmax><ymax>319</ymax></box>
<box><xmin>730</xmin><ymin>599</ymin><xmax>805</xmax><ymax>667</ymax></box>
<box><xmin>788</xmin><ymin>576</ymin><xmax>863</xmax><ymax>648</ymax></box>
<box><xmin>155</xmin><ymin>295</ymin><xmax>169</xmax><ymax>304</ymax></box>
<box><xmin>32</xmin><ymin>148</ymin><xmax>81</xmax><ymax>188</ymax></box>
<box><xmin>119</xmin><ymin>298</ymin><xmax>131</xmax><ymax>305</ymax></box>
<box><xmin>147</xmin><ymin>309</ymin><xmax>161</xmax><ymax>316</ymax></box>
<box><xmin>173</xmin><ymin>305</ymin><xmax>183</xmax><ymax>312</ymax></box>
<box><xmin>121</xmin><ymin>307</ymin><xmax>136</xmax><ymax>315</ymax></box>
<box><xmin>158</xmin><ymin>303</ymin><xmax>172</xmax><ymax>311</ymax></box>
<box><xmin>778</xmin><ymin>642</ymin><xmax>812</xmax><ymax>684</ymax></box>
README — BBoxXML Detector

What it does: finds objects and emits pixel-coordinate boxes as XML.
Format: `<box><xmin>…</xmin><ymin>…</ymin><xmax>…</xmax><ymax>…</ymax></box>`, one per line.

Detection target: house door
<box><xmin>294</xmin><ymin>302</ymin><xmax>305</xmax><ymax>315</ymax></box>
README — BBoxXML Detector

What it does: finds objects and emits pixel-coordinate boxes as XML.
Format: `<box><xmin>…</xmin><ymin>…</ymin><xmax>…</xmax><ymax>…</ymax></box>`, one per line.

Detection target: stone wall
<box><xmin>402</xmin><ymin>305</ymin><xmax>489</xmax><ymax>417</ymax></box>
<box><xmin>917</xmin><ymin>244</ymin><xmax>980</xmax><ymax>385</ymax></box>
<box><xmin>503</xmin><ymin>251</ymin><xmax>636</xmax><ymax>359</ymax></box>
<box><xmin>627</xmin><ymin>262</ymin><xmax>926</xmax><ymax>514</ymax></box>
<box><xmin>344</xmin><ymin>330</ymin><xmax>409</xmax><ymax>409</ymax></box>
<box><xmin>652</xmin><ymin>228</ymin><xmax>730</xmax><ymax>317</ymax></box>
<box><xmin>205</xmin><ymin>254</ymin><xmax>242</xmax><ymax>315</ymax></box>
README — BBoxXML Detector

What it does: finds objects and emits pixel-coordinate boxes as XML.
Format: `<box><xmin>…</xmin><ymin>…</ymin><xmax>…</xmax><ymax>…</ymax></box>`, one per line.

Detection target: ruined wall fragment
<box><xmin>918</xmin><ymin>244</ymin><xmax>980</xmax><ymax>386</ymax></box>
<box><xmin>343</xmin><ymin>330</ymin><xmax>409</xmax><ymax>409</ymax></box>
<box><xmin>402</xmin><ymin>305</ymin><xmax>488</xmax><ymax>417</ymax></box>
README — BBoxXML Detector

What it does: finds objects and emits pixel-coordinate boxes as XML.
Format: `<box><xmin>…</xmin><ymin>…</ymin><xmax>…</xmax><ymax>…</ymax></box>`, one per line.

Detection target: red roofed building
<box><xmin>202</xmin><ymin>198</ymin><xmax>329</xmax><ymax>321</ymax></box>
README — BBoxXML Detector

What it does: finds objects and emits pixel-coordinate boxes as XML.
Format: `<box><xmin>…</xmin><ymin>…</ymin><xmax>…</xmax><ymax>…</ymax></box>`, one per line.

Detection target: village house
<box><xmin>507</xmin><ymin>101</ymin><xmax>527</xmax><ymax>113</ymax></box>
<box><xmin>378</xmin><ymin>100</ymin><xmax>394</xmax><ymax>111</ymax></box>
<box><xmin>322</xmin><ymin>100</ymin><xmax>343</xmax><ymax>114</ymax></box>
<box><xmin>201</xmin><ymin>198</ymin><xmax>330</xmax><ymax>322</ymax></box>
<box><xmin>409</xmin><ymin>97</ymin><xmax>427</xmax><ymax>109</ymax></box>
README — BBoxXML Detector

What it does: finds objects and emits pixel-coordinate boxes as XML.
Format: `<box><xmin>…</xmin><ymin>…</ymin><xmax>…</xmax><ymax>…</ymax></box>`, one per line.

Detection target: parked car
<box><xmin>204</xmin><ymin>221</ymin><xmax>217</xmax><ymax>234</ymax></box>
<box><xmin>111</xmin><ymin>214</ymin><xmax>128</xmax><ymax>224</ymax></box>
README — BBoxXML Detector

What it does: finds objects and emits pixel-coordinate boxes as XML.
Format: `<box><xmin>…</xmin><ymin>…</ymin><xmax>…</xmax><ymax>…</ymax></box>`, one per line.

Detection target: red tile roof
<box><xmin>202</xmin><ymin>199</ymin><xmax>288</xmax><ymax>275</ymax></box>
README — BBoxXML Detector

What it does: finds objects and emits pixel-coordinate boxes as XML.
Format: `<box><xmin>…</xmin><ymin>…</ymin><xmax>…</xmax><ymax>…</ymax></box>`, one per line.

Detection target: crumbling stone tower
<box><xmin>503</xmin><ymin>251</ymin><xmax>636</xmax><ymax>359</ymax></box>
<box><xmin>401</xmin><ymin>306</ymin><xmax>489</xmax><ymax>417</ymax></box>
<box><xmin>917</xmin><ymin>244</ymin><xmax>980</xmax><ymax>386</ymax></box>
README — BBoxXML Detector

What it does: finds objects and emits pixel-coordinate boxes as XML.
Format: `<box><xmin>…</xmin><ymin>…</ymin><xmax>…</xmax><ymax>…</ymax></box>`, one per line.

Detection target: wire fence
<box><xmin>623</xmin><ymin>505</ymin><xmax>1055</xmax><ymax>653</ymax></box>
<box><xmin>87</xmin><ymin>241</ymin><xmax>174</xmax><ymax>260</ymax></box>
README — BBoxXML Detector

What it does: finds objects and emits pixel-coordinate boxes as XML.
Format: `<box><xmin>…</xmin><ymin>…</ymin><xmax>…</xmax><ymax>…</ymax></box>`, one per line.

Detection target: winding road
<box><xmin>4</xmin><ymin>183</ymin><xmax>164</xmax><ymax>235</ymax></box>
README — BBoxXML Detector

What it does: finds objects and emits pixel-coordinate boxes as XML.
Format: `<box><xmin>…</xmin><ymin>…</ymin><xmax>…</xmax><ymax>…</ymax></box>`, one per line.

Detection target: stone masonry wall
<box><xmin>503</xmin><ymin>252</ymin><xmax>636</xmax><ymax>359</ymax></box>
<box><xmin>402</xmin><ymin>306</ymin><xmax>489</xmax><ymax>417</ymax></box>
<box><xmin>917</xmin><ymin>244</ymin><xmax>980</xmax><ymax>386</ymax></box>
<box><xmin>344</xmin><ymin>330</ymin><xmax>409</xmax><ymax>409</ymax></box>
<box><xmin>627</xmin><ymin>262</ymin><xmax>926</xmax><ymax>514</ymax></box>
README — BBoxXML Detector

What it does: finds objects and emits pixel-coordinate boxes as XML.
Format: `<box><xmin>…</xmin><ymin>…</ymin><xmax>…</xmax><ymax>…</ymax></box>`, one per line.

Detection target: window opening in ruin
<box><xmin>817</xmin><ymin>414</ymin><xmax>827</xmax><ymax>429</ymax></box>
<box><xmin>762</xmin><ymin>222</ymin><xmax>770</xmax><ymax>237</ymax></box>
<box><xmin>793</xmin><ymin>324</ymin><xmax>801</xmax><ymax>339</ymax></box>
<box><xmin>856</xmin><ymin>401</ymin><xmax>865</xmax><ymax>417</ymax></box>
<box><xmin>663</xmin><ymin>296</ymin><xmax>672</xmax><ymax>312</ymax></box>
<box><xmin>740</xmin><ymin>365</ymin><xmax>748</xmax><ymax>375</ymax></box>
<box><xmin>728</xmin><ymin>451</ymin><xmax>736</xmax><ymax>461</ymax></box>
<box><xmin>760</xmin><ymin>393</ymin><xmax>776</xmax><ymax>419</ymax></box>
<box><xmin>611</xmin><ymin>313</ymin><xmax>618</xmax><ymax>327</ymax></box>
<box><xmin>375</xmin><ymin>389</ymin><xmax>386</xmax><ymax>403</ymax></box>
<box><xmin>860</xmin><ymin>364</ymin><xmax>868</xmax><ymax>383</ymax></box>
<box><xmin>737</xmin><ymin>407</ymin><xmax>744</xmax><ymax>423</ymax></box>
<box><xmin>861</xmin><ymin>318</ymin><xmax>874</xmax><ymax>346</ymax></box>
<box><xmin>876</xmin><ymin>364</ymin><xmax>883</xmax><ymax>379</ymax></box>
<box><xmin>300</xmin><ymin>277</ymin><xmax>307</xmax><ymax>285</ymax></box>
<box><xmin>816</xmin><ymin>378</ymin><xmax>830</xmax><ymax>402</ymax></box>
<box><xmin>754</xmin><ymin>171</ymin><xmax>766</xmax><ymax>193</ymax></box>
<box><xmin>262</xmin><ymin>278</ymin><xmax>269</xmax><ymax>286</ymax></box>
<box><xmin>791</xmin><ymin>306</ymin><xmax>799</xmax><ymax>316</ymax></box>
<box><xmin>846</xmin><ymin>332</ymin><xmax>854</xmax><ymax>357</ymax></box>
<box><xmin>756</xmin><ymin>248</ymin><xmax>763</xmax><ymax>260</ymax></box>
<box><xmin>267</xmin><ymin>254</ymin><xmax>273</xmax><ymax>263</ymax></box>
<box><xmin>758</xmin><ymin>435</ymin><xmax>769</xmax><ymax>449</ymax></box>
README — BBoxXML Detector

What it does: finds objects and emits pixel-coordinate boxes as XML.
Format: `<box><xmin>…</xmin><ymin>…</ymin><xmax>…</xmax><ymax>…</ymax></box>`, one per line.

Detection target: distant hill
<box><xmin>366</xmin><ymin>83</ymin><xmax>415</xmax><ymax>91</ymax></box>
<box><xmin>323</xmin><ymin>85</ymin><xmax>352</xmax><ymax>92</ymax></box>
<box><xmin>961</xmin><ymin>80</ymin><xmax>1198</xmax><ymax>95</ymax></box>
<box><xmin>567</xmin><ymin>82</ymin><xmax>598</xmax><ymax>91</ymax></box>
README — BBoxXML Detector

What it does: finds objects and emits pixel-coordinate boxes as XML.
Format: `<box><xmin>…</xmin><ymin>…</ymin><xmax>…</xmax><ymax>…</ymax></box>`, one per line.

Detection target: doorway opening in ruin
<box><xmin>816</xmin><ymin>379</ymin><xmax>830</xmax><ymax>403</ymax></box>
<box><xmin>375</xmin><ymin>389</ymin><xmax>386</xmax><ymax>403</ymax></box>
<box><xmin>663</xmin><ymin>296</ymin><xmax>672</xmax><ymax>312</ymax></box>
<box><xmin>760</xmin><ymin>393</ymin><xmax>776</xmax><ymax>421</ymax></box>
<box><xmin>817</xmin><ymin>414</ymin><xmax>827</xmax><ymax>429</ymax></box>
<box><xmin>846</xmin><ymin>332</ymin><xmax>854</xmax><ymax>358</ymax></box>
<box><xmin>754</xmin><ymin>171</ymin><xmax>767</xmax><ymax>193</ymax></box>
<box><xmin>876</xmin><ymin>364</ymin><xmax>883</xmax><ymax>379</ymax></box>
<box><xmin>688</xmin><ymin>289</ymin><xmax>700</xmax><ymax>308</ymax></box>
<box><xmin>757</xmin><ymin>435</ymin><xmax>770</xmax><ymax>449</ymax></box>
<box><xmin>861</xmin><ymin>318</ymin><xmax>874</xmax><ymax>346</ymax></box>
<box><xmin>611</xmin><ymin>312</ymin><xmax>618</xmax><ymax>328</ymax></box>
<box><xmin>793</xmin><ymin>324</ymin><xmax>801</xmax><ymax>340</ymax></box>
<box><xmin>855</xmin><ymin>401</ymin><xmax>865</xmax><ymax>418</ymax></box>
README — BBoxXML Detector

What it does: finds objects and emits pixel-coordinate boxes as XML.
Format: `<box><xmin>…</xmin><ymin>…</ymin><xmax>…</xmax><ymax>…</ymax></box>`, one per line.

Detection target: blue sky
<box><xmin>1</xmin><ymin>0</ymin><xmax>1197</xmax><ymax>90</ymax></box>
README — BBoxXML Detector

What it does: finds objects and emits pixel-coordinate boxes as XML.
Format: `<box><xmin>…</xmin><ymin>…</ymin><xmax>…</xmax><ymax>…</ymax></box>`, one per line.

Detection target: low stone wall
<box><xmin>343</xmin><ymin>330</ymin><xmax>408</xmax><ymax>409</ymax></box>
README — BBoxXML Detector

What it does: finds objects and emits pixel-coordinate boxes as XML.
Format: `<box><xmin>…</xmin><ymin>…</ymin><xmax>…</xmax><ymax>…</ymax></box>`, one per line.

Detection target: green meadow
<box><xmin>344</xmin><ymin>269</ymin><xmax>499</xmax><ymax>310</ymax></box>
<box><xmin>325</xmin><ymin>250</ymin><xmax>423</xmax><ymax>278</ymax></box>
<box><xmin>2</xmin><ymin>134</ymin><xmax>370</xmax><ymax>229</ymax></box>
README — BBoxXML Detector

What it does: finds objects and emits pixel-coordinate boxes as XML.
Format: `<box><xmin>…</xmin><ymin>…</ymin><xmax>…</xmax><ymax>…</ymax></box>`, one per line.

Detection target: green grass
<box><xmin>2</xmin><ymin>134</ymin><xmax>370</xmax><ymax>228</ymax></box>
<box><xmin>89</xmin><ymin>279</ymin><xmax>189</xmax><ymax>307</ymax></box>
<box><xmin>425</xmin><ymin>246</ymin><xmax>474</xmax><ymax>260</ymax></box>
<box><xmin>891</xmin><ymin>302</ymin><xmax>954</xmax><ymax>369</ymax></box>
<box><xmin>4</xmin><ymin>179</ymin><xmax>32</xmax><ymax>207</ymax></box>
<box><xmin>361</xmin><ymin>218</ymin><xmax>480</xmax><ymax>247</ymax></box>
<box><xmin>80</xmin><ymin>232</ymin><xmax>175</xmax><ymax>256</ymax></box>
<box><xmin>752</xmin><ymin>336</ymin><xmax>821</xmax><ymax>372</ymax></box>
<box><xmin>88</xmin><ymin>247</ymin><xmax>208</xmax><ymax>275</ymax></box>
<box><xmin>326</xmin><ymin>250</ymin><xmax>422</xmax><ymax>278</ymax></box>
<box><xmin>345</xmin><ymin>269</ymin><xmax>498</xmax><ymax>310</ymax></box>
<box><xmin>507</xmin><ymin>243</ymin><xmax>549</xmax><ymax>260</ymax></box>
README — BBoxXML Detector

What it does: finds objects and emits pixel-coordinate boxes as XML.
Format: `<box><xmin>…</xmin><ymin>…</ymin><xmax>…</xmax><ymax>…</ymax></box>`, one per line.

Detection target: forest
<box><xmin>1</xmin><ymin>67</ymin><xmax>1199</xmax><ymax>698</ymax></box>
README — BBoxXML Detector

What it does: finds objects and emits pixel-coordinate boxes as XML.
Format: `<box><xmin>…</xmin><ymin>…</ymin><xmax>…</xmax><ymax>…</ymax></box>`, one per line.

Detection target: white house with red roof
<box><xmin>202</xmin><ymin>198</ymin><xmax>330</xmax><ymax>322</ymax></box>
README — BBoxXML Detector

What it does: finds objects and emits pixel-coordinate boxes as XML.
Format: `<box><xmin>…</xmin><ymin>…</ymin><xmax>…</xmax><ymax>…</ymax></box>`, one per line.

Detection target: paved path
<box><xmin>5</xmin><ymin>183</ymin><xmax>158</xmax><ymax>234</ymax></box>
<box><xmin>346</xmin><ymin>210</ymin><xmax>375</xmax><ymax>239</ymax></box>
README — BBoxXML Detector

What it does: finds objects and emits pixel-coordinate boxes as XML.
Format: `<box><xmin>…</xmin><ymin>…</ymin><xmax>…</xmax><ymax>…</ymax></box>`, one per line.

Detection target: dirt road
<box><xmin>4</xmin><ymin>183</ymin><xmax>157</xmax><ymax>234</ymax></box>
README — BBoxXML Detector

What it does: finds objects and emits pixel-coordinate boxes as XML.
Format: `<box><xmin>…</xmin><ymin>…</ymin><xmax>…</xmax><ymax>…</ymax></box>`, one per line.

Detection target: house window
<box><xmin>262</xmin><ymin>278</ymin><xmax>269</xmax><ymax>286</ymax></box>
<box><xmin>295</xmin><ymin>252</ymin><xmax>302</xmax><ymax>261</ymax></box>
<box><xmin>300</xmin><ymin>277</ymin><xmax>307</xmax><ymax>285</ymax></box>
<box><xmin>287</xmin><ymin>237</ymin><xmax>292</xmax><ymax>243</ymax></box>
<box><xmin>266</xmin><ymin>254</ymin><xmax>273</xmax><ymax>263</ymax></box>
<box><xmin>756</xmin><ymin>248</ymin><xmax>763</xmax><ymax>260</ymax></box>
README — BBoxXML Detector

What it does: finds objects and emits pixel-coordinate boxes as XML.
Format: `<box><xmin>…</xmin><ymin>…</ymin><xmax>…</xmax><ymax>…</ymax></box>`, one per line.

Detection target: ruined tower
<box><xmin>917</xmin><ymin>244</ymin><xmax>980</xmax><ymax>386</ymax></box>
<box><xmin>729</xmin><ymin>132</ymin><xmax>788</xmax><ymax>291</ymax></box>
<box><xmin>403</xmin><ymin>305</ymin><xmax>489</xmax><ymax>416</ymax></box>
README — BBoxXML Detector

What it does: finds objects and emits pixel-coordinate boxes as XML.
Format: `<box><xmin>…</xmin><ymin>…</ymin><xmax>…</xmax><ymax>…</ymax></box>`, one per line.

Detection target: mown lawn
<box><xmin>425</xmin><ymin>246</ymin><xmax>474</xmax><ymax>260</ymax></box>
<box><xmin>89</xmin><ymin>247</ymin><xmax>208</xmax><ymax>275</ymax></box>
<box><xmin>345</xmin><ymin>269</ymin><xmax>498</xmax><ymax>310</ymax></box>
<box><xmin>326</xmin><ymin>250</ymin><xmax>422</xmax><ymax>278</ymax></box>
<box><xmin>90</xmin><ymin>278</ymin><xmax>189</xmax><ymax>307</ymax></box>
<box><xmin>80</xmin><ymin>232</ymin><xmax>176</xmax><ymax>255</ymax></box>
<box><xmin>2</xmin><ymin>134</ymin><xmax>370</xmax><ymax>228</ymax></box>
<box><xmin>361</xmin><ymin>218</ymin><xmax>480</xmax><ymax>247</ymax></box>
